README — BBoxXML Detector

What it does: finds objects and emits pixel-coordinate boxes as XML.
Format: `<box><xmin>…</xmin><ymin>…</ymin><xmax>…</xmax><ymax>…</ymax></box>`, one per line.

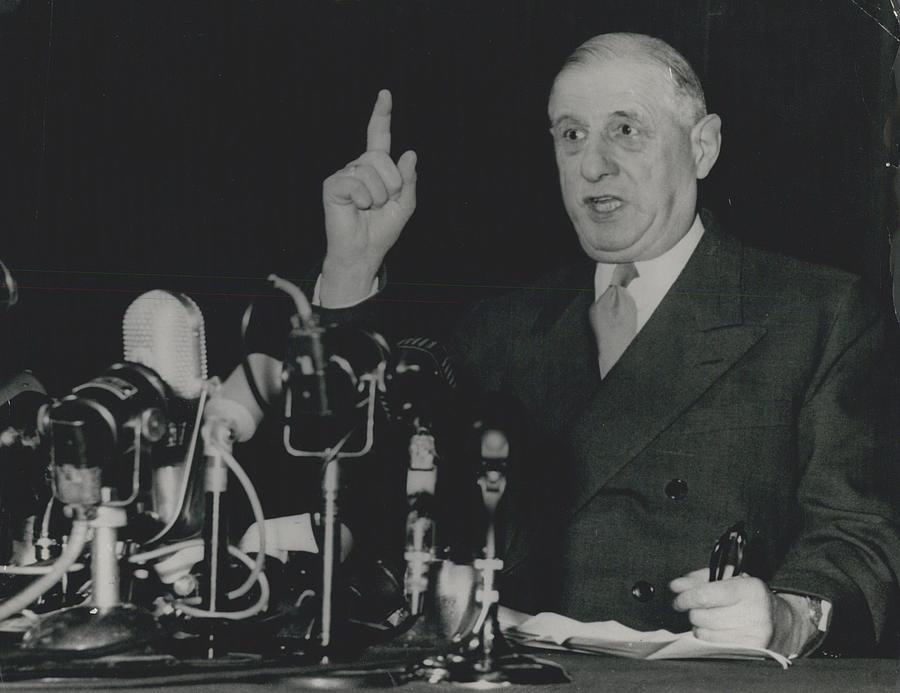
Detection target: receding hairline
<box><xmin>552</xmin><ymin>33</ymin><xmax>708</xmax><ymax>126</ymax></box>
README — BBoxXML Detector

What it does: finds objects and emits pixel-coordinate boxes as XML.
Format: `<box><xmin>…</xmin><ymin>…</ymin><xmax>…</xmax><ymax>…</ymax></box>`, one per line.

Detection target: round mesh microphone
<box><xmin>122</xmin><ymin>290</ymin><xmax>209</xmax><ymax>540</ymax></box>
<box><xmin>122</xmin><ymin>290</ymin><xmax>208</xmax><ymax>400</ymax></box>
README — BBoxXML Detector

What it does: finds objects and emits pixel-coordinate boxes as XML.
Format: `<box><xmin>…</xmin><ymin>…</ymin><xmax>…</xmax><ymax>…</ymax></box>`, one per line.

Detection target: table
<box><xmin>1</xmin><ymin>651</ymin><xmax>897</xmax><ymax>691</ymax></box>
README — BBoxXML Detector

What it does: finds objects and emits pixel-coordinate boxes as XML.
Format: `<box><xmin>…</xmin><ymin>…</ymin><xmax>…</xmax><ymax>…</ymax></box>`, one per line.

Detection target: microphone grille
<box><xmin>123</xmin><ymin>290</ymin><xmax>208</xmax><ymax>399</ymax></box>
<box><xmin>395</xmin><ymin>337</ymin><xmax>456</xmax><ymax>390</ymax></box>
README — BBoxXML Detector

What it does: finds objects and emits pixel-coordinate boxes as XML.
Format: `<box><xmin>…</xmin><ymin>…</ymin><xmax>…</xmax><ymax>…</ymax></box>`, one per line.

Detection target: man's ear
<box><xmin>691</xmin><ymin>113</ymin><xmax>722</xmax><ymax>180</ymax></box>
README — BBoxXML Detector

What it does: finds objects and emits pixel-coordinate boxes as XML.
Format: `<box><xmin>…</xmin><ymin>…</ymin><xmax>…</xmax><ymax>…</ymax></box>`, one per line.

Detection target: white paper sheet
<box><xmin>498</xmin><ymin>607</ymin><xmax>791</xmax><ymax>669</ymax></box>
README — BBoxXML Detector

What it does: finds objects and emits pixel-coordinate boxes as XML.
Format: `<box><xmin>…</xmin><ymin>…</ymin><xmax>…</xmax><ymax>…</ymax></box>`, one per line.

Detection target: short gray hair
<box><xmin>558</xmin><ymin>33</ymin><xmax>707</xmax><ymax>126</ymax></box>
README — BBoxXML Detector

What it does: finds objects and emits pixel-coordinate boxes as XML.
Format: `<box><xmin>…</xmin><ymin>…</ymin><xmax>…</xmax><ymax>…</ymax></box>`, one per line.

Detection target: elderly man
<box><xmin>280</xmin><ymin>32</ymin><xmax>900</xmax><ymax>657</ymax></box>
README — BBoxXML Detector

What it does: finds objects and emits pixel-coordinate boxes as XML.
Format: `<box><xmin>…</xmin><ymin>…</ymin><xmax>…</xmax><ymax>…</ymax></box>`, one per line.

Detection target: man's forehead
<box><xmin>548</xmin><ymin>59</ymin><xmax>679</xmax><ymax>119</ymax></box>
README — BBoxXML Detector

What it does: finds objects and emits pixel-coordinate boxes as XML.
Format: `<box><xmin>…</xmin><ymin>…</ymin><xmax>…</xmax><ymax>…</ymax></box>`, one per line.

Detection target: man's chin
<box><xmin>576</xmin><ymin>231</ymin><xmax>648</xmax><ymax>263</ymax></box>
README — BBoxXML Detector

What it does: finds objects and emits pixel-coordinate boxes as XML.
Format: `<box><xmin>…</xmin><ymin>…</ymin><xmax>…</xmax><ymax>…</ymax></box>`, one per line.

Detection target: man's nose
<box><xmin>580</xmin><ymin>141</ymin><xmax>618</xmax><ymax>180</ymax></box>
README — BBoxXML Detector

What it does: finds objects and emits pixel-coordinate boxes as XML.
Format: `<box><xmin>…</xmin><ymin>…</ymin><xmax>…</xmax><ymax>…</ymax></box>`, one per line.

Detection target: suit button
<box><xmin>631</xmin><ymin>581</ymin><xmax>655</xmax><ymax>602</ymax></box>
<box><xmin>665</xmin><ymin>478</ymin><xmax>688</xmax><ymax>500</ymax></box>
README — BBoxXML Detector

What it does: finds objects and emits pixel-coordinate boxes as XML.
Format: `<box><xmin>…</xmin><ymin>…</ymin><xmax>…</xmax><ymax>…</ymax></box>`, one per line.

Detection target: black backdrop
<box><xmin>0</xmin><ymin>0</ymin><xmax>895</xmax><ymax>393</ymax></box>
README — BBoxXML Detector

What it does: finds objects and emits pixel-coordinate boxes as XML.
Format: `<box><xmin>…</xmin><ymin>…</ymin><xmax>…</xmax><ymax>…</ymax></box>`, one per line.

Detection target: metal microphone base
<box><xmin>276</xmin><ymin>649</ymin><xmax>570</xmax><ymax>689</ymax></box>
<box><xmin>403</xmin><ymin>605</ymin><xmax>570</xmax><ymax>687</ymax></box>
<box><xmin>410</xmin><ymin>650</ymin><xmax>571</xmax><ymax>687</ymax></box>
<box><xmin>21</xmin><ymin>604</ymin><xmax>161</xmax><ymax>654</ymax></box>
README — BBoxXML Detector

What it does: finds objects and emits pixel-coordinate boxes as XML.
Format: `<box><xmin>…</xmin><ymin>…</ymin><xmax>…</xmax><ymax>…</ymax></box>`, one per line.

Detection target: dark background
<box><xmin>0</xmin><ymin>0</ymin><xmax>896</xmax><ymax>393</ymax></box>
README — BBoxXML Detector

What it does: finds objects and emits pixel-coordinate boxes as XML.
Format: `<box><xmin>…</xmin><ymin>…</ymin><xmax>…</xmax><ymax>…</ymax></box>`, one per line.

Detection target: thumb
<box><xmin>396</xmin><ymin>149</ymin><xmax>417</xmax><ymax>215</ymax></box>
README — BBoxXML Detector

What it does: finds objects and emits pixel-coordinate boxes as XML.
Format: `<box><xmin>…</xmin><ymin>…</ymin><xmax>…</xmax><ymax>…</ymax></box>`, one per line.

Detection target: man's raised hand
<box><xmin>321</xmin><ymin>89</ymin><xmax>417</xmax><ymax>307</ymax></box>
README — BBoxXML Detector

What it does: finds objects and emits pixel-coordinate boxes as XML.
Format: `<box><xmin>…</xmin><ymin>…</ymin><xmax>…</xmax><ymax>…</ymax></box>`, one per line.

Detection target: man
<box><xmin>309</xmin><ymin>32</ymin><xmax>900</xmax><ymax>657</ymax></box>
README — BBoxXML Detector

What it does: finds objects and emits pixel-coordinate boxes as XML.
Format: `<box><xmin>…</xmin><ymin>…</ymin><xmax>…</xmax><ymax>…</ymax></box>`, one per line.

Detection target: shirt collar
<box><xmin>594</xmin><ymin>214</ymin><xmax>705</xmax><ymax>330</ymax></box>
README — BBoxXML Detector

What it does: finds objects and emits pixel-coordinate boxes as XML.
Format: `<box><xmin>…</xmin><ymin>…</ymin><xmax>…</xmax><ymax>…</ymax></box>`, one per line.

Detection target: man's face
<box><xmin>548</xmin><ymin>59</ymin><xmax>704</xmax><ymax>263</ymax></box>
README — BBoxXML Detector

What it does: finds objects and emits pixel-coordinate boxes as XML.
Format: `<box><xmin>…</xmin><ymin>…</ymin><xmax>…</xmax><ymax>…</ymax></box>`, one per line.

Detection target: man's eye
<box><xmin>619</xmin><ymin>124</ymin><xmax>635</xmax><ymax>136</ymax></box>
<box><xmin>562</xmin><ymin>128</ymin><xmax>585</xmax><ymax>142</ymax></box>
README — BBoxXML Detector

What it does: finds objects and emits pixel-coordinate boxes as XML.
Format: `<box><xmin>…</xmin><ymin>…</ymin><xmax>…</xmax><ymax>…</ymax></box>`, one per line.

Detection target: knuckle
<box><xmin>364</xmin><ymin>165</ymin><xmax>390</xmax><ymax>190</ymax></box>
<box><xmin>352</xmin><ymin>162</ymin><xmax>373</xmax><ymax>178</ymax></box>
<box><xmin>736</xmin><ymin>578</ymin><xmax>761</xmax><ymax>599</ymax></box>
<box><xmin>359</xmin><ymin>150</ymin><xmax>386</xmax><ymax>166</ymax></box>
<box><xmin>351</xmin><ymin>183</ymin><xmax>372</xmax><ymax>202</ymax></box>
<box><xmin>691</xmin><ymin>590</ymin><xmax>712</xmax><ymax>609</ymax></box>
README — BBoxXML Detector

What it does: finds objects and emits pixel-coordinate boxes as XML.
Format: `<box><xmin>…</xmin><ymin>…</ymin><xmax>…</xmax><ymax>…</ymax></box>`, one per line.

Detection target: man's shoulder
<box><xmin>708</xmin><ymin>225</ymin><xmax>882</xmax><ymax>332</ymax></box>
<box><xmin>699</xmin><ymin>213</ymin><xmax>869</xmax><ymax>310</ymax></box>
<box><xmin>741</xmin><ymin>242</ymin><xmax>859</xmax><ymax>286</ymax></box>
<box><xmin>742</xmin><ymin>249</ymin><xmax>880</xmax><ymax>339</ymax></box>
<box><xmin>702</xmin><ymin>211</ymin><xmax>861</xmax><ymax>290</ymax></box>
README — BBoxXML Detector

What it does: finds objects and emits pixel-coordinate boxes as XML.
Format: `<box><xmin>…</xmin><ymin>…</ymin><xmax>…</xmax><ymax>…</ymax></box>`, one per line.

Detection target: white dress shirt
<box><xmin>593</xmin><ymin>214</ymin><xmax>705</xmax><ymax>334</ymax></box>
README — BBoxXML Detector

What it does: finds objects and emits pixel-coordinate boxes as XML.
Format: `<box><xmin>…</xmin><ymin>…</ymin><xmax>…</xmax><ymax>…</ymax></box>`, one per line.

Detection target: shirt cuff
<box><xmin>312</xmin><ymin>274</ymin><xmax>379</xmax><ymax>309</ymax></box>
<box><xmin>770</xmin><ymin>592</ymin><xmax>832</xmax><ymax>659</ymax></box>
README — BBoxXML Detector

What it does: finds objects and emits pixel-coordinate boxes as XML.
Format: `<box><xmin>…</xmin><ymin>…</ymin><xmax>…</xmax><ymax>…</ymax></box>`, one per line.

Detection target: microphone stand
<box><xmin>199</xmin><ymin>417</ymin><xmax>234</xmax><ymax>658</ymax></box>
<box><xmin>268</xmin><ymin>274</ymin><xmax>388</xmax><ymax>658</ymax></box>
<box><xmin>403</xmin><ymin>424</ymin><xmax>438</xmax><ymax>618</ymax></box>
<box><xmin>282</xmin><ymin>341</ymin><xmax>383</xmax><ymax>658</ymax></box>
<box><xmin>396</xmin><ymin>423</ymin><xmax>456</xmax><ymax>652</ymax></box>
<box><xmin>23</xmin><ymin>425</ymin><xmax>161</xmax><ymax>653</ymax></box>
<box><xmin>406</xmin><ymin>430</ymin><xmax>568</xmax><ymax>686</ymax></box>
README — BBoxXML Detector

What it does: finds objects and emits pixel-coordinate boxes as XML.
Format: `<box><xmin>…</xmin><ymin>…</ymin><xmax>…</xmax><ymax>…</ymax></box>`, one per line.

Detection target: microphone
<box><xmin>465</xmin><ymin>392</ymin><xmax>519</xmax><ymax>557</ymax></box>
<box><xmin>383</xmin><ymin>337</ymin><xmax>456</xmax><ymax>431</ymax></box>
<box><xmin>200</xmin><ymin>276</ymin><xmax>392</xmax><ymax>650</ymax></box>
<box><xmin>202</xmin><ymin>277</ymin><xmax>391</xmax><ymax>452</ymax></box>
<box><xmin>0</xmin><ymin>372</ymin><xmax>50</xmax><ymax>566</ymax></box>
<box><xmin>27</xmin><ymin>360</ymin><xmax>168</xmax><ymax>652</ymax></box>
<box><xmin>383</xmin><ymin>338</ymin><xmax>456</xmax><ymax>616</ymax></box>
<box><xmin>22</xmin><ymin>290</ymin><xmax>210</xmax><ymax>652</ymax></box>
<box><xmin>424</xmin><ymin>399</ymin><xmax>513</xmax><ymax>676</ymax></box>
<box><xmin>0</xmin><ymin>371</ymin><xmax>48</xmax><ymax>448</ymax></box>
<box><xmin>123</xmin><ymin>290</ymin><xmax>207</xmax><ymax>400</ymax></box>
<box><xmin>283</xmin><ymin>322</ymin><xmax>390</xmax><ymax>455</ymax></box>
<box><xmin>114</xmin><ymin>290</ymin><xmax>278</xmax><ymax>633</ymax></box>
<box><xmin>122</xmin><ymin>290</ymin><xmax>209</xmax><ymax>538</ymax></box>
<box><xmin>43</xmin><ymin>362</ymin><xmax>169</xmax><ymax>508</ymax></box>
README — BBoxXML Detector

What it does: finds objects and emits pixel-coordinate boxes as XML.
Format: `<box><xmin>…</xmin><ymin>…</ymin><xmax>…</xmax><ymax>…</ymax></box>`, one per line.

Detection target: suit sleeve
<box><xmin>242</xmin><ymin>265</ymin><xmax>390</xmax><ymax>359</ymax></box>
<box><xmin>769</xmin><ymin>277</ymin><xmax>900</xmax><ymax>654</ymax></box>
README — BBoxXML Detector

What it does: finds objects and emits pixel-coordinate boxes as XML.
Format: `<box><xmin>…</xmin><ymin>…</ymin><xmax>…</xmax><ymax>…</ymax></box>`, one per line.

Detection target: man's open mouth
<box><xmin>585</xmin><ymin>196</ymin><xmax>623</xmax><ymax>213</ymax></box>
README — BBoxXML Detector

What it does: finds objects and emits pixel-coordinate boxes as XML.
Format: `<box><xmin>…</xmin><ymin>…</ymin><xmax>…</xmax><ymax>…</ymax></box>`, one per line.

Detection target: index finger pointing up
<box><xmin>366</xmin><ymin>89</ymin><xmax>392</xmax><ymax>153</ymax></box>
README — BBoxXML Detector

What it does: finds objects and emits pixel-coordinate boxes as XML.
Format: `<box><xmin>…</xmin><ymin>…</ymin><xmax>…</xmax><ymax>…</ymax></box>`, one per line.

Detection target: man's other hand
<box><xmin>321</xmin><ymin>89</ymin><xmax>417</xmax><ymax>307</ymax></box>
<box><xmin>670</xmin><ymin>568</ymin><xmax>790</xmax><ymax>650</ymax></box>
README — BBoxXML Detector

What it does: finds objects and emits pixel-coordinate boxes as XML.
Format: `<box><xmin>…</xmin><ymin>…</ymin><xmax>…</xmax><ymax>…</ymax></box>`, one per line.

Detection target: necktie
<box><xmin>589</xmin><ymin>263</ymin><xmax>639</xmax><ymax>378</ymax></box>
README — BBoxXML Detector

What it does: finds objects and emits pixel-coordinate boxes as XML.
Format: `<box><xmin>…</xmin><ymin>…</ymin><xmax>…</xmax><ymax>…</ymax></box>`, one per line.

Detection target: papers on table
<box><xmin>498</xmin><ymin>607</ymin><xmax>791</xmax><ymax>669</ymax></box>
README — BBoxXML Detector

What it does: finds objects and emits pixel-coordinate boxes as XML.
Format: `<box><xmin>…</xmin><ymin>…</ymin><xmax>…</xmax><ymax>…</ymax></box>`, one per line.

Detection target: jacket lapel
<box><xmin>528</xmin><ymin>259</ymin><xmax>599</xmax><ymax>437</ymax></box>
<box><xmin>552</xmin><ymin>228</ymin><xmax>767</xmax><ymax>518</ymax></box>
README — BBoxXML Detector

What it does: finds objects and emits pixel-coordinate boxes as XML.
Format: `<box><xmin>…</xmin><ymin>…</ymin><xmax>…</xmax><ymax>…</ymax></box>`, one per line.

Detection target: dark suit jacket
<box><xmin>449</xmin><ymin>213</ymin><xmax>900</xmax><ymax>654</ymax></box>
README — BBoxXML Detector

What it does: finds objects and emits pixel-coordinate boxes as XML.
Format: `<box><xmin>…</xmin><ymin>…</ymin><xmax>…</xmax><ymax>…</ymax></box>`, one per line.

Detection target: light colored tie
<box><xmin>590</xmin><ymin>263</ymin><xmax>639</xmax><ymax>378</ymax></box>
